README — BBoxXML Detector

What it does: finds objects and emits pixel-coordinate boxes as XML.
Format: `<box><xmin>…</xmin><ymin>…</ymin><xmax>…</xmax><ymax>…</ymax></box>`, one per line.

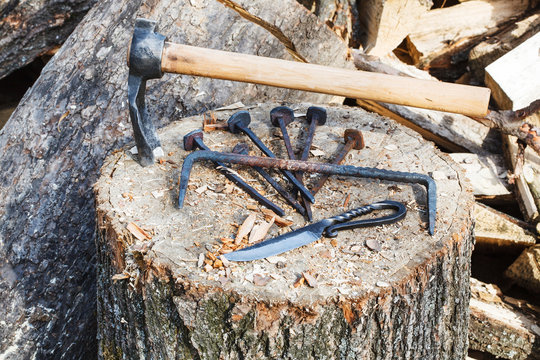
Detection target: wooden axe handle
<box><xmin>161</xmin><ymin>43</ymin><xmax>490</xmax><ymax>117</ymax></box>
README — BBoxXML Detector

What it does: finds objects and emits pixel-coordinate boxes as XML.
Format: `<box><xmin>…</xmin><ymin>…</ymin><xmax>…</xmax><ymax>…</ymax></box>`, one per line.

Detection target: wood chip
<box><xmin>384</xmin><ymin>144</ymin><xmax>398</xmax><ymax>151</ymax></box>
<box><xmin>261</xmin><ymin>209</ymin><xmax>294</xmax><ymax>227</ymax></box>
<box><xmin>111</xmin><ymin>273</ymin><xmax>129</xmax><ymax>281</ymax></box>
<box><xmin>330</xmin><ymin>239</ymin><xmax>338</xmax><ymax>247</ymax></box>
<box><xmin>303</xmin><ymin>272</ymin><xmax>318</xmax><ymax>288</ymax></box>
<box><xmin>248</xmin><ymin>217</ymin><xmax>275</xmax><ymax>243</ymax></box>
<box><xmin>195</xmin><ymin>185</ymin><xmax>208</xmax><ymax>194</ymax></box>
<box><xmin>235</xmin><ymin>213</ymin><xmax>256</xmax><ymax>244</ymax></box>
<box><xmin>224</xmin><ymin>183</ymin><xmax>235</xmax><ymax>194</ymax></box>
<box><xmin>213</xmin><ymin>259</ymin><xmax>223</xmax><ymax>268</ymax></box>
<box><xmin>246</xmin><ymin>204</ymin><xmax>258</xmax><ymax>210</ymax></box>
<box><xmin>366</xmin><ymin>239</ymin><xmax>382</xmax><ymax>252</ymax></box>
<box><xmin>343</xmin><ymin>194</ymin><xmax>351</xmax><ymax>207</ymax></box>
<box><xmin>197</xmin><ymin>253</ymin><xmax>205</xmax><ymax>268</ymax></box>
<box><xmin>219</xmin><ymin>255</ymin><xmax>231</xmax><ymax>267</ymax></box>
<box><xmin>310</xmin><ymin>149</ymin><xmax>325</xmax><ymax>156</ymax></box>
<box><xmin>204</xmin><ymin>264</ymin><xmax>213</xmax><ymax>272</ymax></box>
<box><xmin>253</xmin><ymin>273</ymin><xmax>272</xmax><ymax>286</ymax></box>
<box><xmin>126</xmin><ymin>222</ymin><xmax>152</xmax><ymax>241</ymax></box>
<box><xmin>215</xmin><ymin>101</ymin><xmax>245</xmax><ymax>111</ymax></box>
<box><xmin>376</xmin><ymin>281</ymin><xmax>390</xmax><ymax>288</ymax></box>
<box><xmin>266</xmin><ymin>255</ymin><xmax>286</xmax><ymax>264</ymax></box>
<box><xmin>293</xmin><ymin>276</ymin><xmax>305</xmax><ymax>288</ymax></box>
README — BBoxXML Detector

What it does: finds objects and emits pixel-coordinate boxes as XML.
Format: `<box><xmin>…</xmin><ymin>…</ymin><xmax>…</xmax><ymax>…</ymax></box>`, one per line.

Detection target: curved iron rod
<box><xmin>178</xmin><ymin>150</ymin><xmax>437</xmax><ymax>235</ymax></box>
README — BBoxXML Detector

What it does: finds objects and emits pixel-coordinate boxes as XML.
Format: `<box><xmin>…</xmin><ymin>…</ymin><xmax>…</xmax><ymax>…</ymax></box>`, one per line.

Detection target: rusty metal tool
<box><xmin>183</xmin><ymin>130</ymin><xmax>285</xmax><ymax>216</ymax></box>
<box><xmin>227</xmin><ymin>111</ymin><xmax>315</xmax><ymax>203</ymax></box>
<box><xmin>127</xmin><ymin>18</ymin><xmax>490</xmax><ymax>166</ymax></box>
<box><xmin>223</xmin><ymin>200</ymin><xmax>407</xmax><ymax>261</ymax></box>
<box><xmin>296</xmin><ymin>106</ymin><xmax>327</xmax><ymax>220</ymax></box>
<box><xmin>270</xmin><ymin>106</ymin><xmax>297</xmax><ymax>160</ymax></box>
<box><xmin>177</xmin><ymin>150</ymin><xmax>437</xmax><ymax>235</ymax></box>
<box><xmin>232</xmin><ymin>143</ymin><xmax>306</xmax><ymax>216</ymax></box>
<box><xmin>300</xmin><ymin>107</ymin><xmax>327</xmax><ymax>161</ymax></box>
<box><xmin>270</xmin><ymin>106</ymin><xmax>313</xmax><ymax>220</ymax></box>
<box><xmin>311</xmin><ymin>129</ymin><xmax>365</xmax><ymax>196</ymax></box>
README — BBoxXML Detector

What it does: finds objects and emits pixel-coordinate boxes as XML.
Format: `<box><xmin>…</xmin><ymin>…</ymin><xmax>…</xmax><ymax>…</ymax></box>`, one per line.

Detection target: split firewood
<box><xmin>505</xmin><ymin>245</ymin><xmax>540</xmax><ymax>294</ymax></box>
<box><xmin>406</xmin><ymin>0</ymin><xmax>533</xmax><ymax>69</ymax></box>
<box><xmin>473</xmin><ymin>203</ymin><xmax>536</xmax><ymax>254</ymax></box>
<box><xmin>469</xmin><ymin>10</ymin><xmax>540</xmax><ymax>82</ymax></box>
<box><xmin>449</xmin><ymin>153</ymin><xmax>511</xmax><ymax>201</ymax></box>
<box><xmin>356</xmin><ymin>0</ymin><xmax>431</xmax><ymax>56</ymax></box>
<box><xmin>469</xmin><ymin>278</ymin><xmax>540</xmax><ymax>359</ymax></box>
<box><xmin>484</xmin><ymin>33</ymin><xmax>540</xmax><ymax>221</ymax></box>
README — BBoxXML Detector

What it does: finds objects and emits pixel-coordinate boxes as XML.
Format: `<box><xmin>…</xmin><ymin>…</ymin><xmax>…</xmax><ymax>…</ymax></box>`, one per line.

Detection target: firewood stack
<box><xmin>308</xmin><ymin>0</ymin><xmax>539</xmax><ymax>358</ymax></box>
<box><xmin>0</xmin><ymin>0</ymin><xmax>538</xmax><ymax>358</ymax></box>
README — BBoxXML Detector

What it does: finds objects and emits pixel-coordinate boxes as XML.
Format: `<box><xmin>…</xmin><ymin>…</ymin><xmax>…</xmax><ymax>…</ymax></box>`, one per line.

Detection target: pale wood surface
<box><xmin>473</xmin><ymin>203</ymin><xmax>536</xmax><ymax>253</ymax></box>
<box><xmin>469</xmin><ymin>10</ymin><xmax>540</xmax><ymax>82</ymax></box>
<box><xmin>357</xmin><ymin>0</ymin><xmax>431</xmax><ymax>56</ymax></box>
<box><xmin>485</xmin><ymin>32</ymin><xmax>540</xmax><ymax>222</ymax></box>
<box><xmin>408</xmin><ymin>0</ymin><xmax>532</xmax><ymax>68</ymax></box>
<box><xmin>485</xmin><ymin>32</ymin><xmax>540</xmax><ymax>111</ymax></box>
<box><xmin>449</xmin><ymin>153</ymin><xmax>510</xmax><ymax>197</ymax></box>
<box><xmin>469</xmin><ymin>278</ymin><xmax>540</xmax><ymax>359</ymax></box>
<box><xmin>162</xmin><ymin>43</ymin><xmax>491</xmax><ymax>116</ymax></box>
<box><xmin>96</xmin><ymin>104</ymin><xmax>474</xmax><ymax>359</ymax></box>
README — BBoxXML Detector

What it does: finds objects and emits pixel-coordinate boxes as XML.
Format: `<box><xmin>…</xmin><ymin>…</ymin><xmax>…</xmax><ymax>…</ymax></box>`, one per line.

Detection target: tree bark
<box><xmin>0</xmin><ymin>0</ymin><xmax>98</xmax><ymax>79</ymax></box>
<box><xmin>0</xmin><ymin>0</ymin><xmax>351</xmax><ymax>358</ymax></box>
<box><xmin>96</xmin><ymin>104</ymin><xmax>475</xmax><ymax>359</ymax></box>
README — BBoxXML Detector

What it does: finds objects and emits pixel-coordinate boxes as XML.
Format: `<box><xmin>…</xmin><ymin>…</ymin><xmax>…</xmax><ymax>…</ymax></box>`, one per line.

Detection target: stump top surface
<box><xmin>96</xmin><ymin>103</ymin><xmax>472</xmax><ymax>303</ymax></box>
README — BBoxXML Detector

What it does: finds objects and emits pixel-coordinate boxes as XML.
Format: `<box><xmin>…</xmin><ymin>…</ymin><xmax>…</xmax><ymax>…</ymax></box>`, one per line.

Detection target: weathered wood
<box><xmin>96</xmin><ymin>104</ymin><xmax>474</xmax><ymax>359</ymax></box>
<box><xmin>407</xmin><ymin>0</ymin><xmax>533</xmax><ymax>69</ymax></box>
<box><xmin>473</xmin><ymin>203</ymin><xmax>536</xmax><ymax>254</ymax></box>
<box><xmin>0</xmin><ymin>0</ymin><xmax>352</xmax><ymax>357</ymax></box>
<box><xmin>469</xmin><ymin>278</ymin><xmax>540</xmax><ymax>360</ymax></box>
<box><xmin>505</xmin><ymin>245</ymin><xmax>540</xmax><ymax>294</ymax></box>
<box><xmin>486</xmin><ymin>33</ymin><xmax>540</xmax><ymax>222</ymax></box>
<box><xmin>296</xmin><ymin>0</ymin><xmax>362</xmax><ymax>47</ymax></box>
<box><xmin>469</xmin><ymin>10</ymin><xmax>540</xmax><ymax>82</ymax></box>
<box><xmin>357</xmin><ymin>0</ymin><xmax>432</xmax><ymax>56</ymax></box>
<box><xmin>353</xmin><ymin>51</ymin><xmax>499</xmax><ymax>155</ymax></box>
<box><xmin>0</xmin><ymin>0</ymin><xmax>97</xmax><ymax>80</ymax></box>
<box><xmin>449</xmin><ymin>153</ymin><xmax>510</xmax><ymax>198</ymax></box>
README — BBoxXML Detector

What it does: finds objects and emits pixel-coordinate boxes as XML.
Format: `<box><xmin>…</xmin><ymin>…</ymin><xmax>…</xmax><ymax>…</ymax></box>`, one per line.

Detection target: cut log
<box><xmin>96</xmin><ymin>104</ymin><xmax>474</xmax><ymax>358</ymax></box>
<box><xmin>0</xmin><ymin>0</ymin><xmax>351</xmax><ymax>358</ymax></box>
<box><xmin>469</xmin><ymin>278</ymin><xmax>540</xmax><ymax>360</ymax></box>
<box><xmin>485</xmin><ymin>32</ymin><xmax>540</xmax><ymax>222</ymax></box>
<box><xmin>407</xmin><ymin>0</ymin><xmax>533</xmax><ymax>69</ymax></box>
<box><xmin>0</xmin><ymin>0</ymin><xmax>98</xmax><ymax>80</ymax></box>
<box><xmin>353</xmin><ymin>51</ymin><xmax>498</xmax><ymax>154</ymax></box>
<box><xmin>469</xmin><ymin>10</ymin><xmax>540</xmax><ymax>82</ymax></box>
<box><xmin>357</xmin><ymin>0</ymin><xmax>432</xmax><ymax>56</ymax></box>
<box><xmin>473</xmin><ymin>203</ymin><xmax>536</xmax><ymax>254</ymax></box>
<box><xmin>505</xmin><ymin>245</ymin><xmax>540</xmax><ymax>294</ymax></box>
<box><xmin>449</xmin><ymin>153</ymin><xmax>511</xmax><ymax>200</ymax></box>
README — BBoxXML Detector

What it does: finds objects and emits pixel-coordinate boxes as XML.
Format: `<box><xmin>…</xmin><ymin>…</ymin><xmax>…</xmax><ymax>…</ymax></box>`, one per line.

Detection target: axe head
<box><xmin>127</xmin><ymin>18</ymin><xmax>166</xmax><ymax>166</ymax></box>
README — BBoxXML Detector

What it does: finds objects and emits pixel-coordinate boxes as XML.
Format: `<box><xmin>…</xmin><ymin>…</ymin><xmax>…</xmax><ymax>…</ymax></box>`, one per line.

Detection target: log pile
<box><xmin>0</xmin><ymin>0</ymin><xmax>538</xmax><ymax>358</ymax></box>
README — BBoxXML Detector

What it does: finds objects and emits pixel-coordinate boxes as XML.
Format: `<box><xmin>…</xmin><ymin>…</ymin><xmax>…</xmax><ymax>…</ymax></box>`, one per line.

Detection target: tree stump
<box><xmin>96</xmin><ymin>103</ymin><xmax>474</xmax><ymax>359</ymax></box>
